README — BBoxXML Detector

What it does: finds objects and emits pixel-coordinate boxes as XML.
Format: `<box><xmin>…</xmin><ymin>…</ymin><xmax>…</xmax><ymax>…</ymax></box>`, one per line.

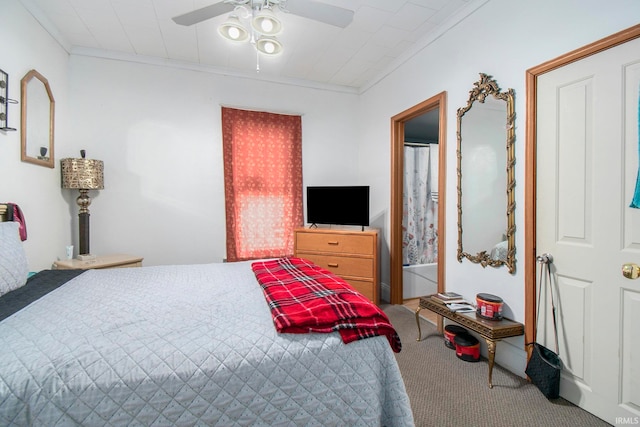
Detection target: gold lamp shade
<box><xmin>61</xmin><ymin>158</ymin><xmax>104</xmax><ymax>190</ymax></box>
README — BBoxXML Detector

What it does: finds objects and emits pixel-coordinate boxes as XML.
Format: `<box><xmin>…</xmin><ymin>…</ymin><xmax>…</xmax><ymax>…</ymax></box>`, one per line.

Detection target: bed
<box><xmin>0</xmin><ymin>222</ymin><xmax>414</xmax><ymax>426</ymax></box>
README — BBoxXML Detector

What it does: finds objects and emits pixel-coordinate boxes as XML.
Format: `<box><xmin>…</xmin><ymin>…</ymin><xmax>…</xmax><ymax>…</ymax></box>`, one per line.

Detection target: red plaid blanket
<box><xmin>251</xmin><ymin>257</ymin><xmax>401</xmax><ymax>353</ymax></box>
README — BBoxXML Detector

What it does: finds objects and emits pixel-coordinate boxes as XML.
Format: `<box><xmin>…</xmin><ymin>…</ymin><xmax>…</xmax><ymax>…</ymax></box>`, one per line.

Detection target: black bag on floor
<box><xmin>527</xmin><ymin>254</ymin><xmax>563</xmax><ymax>399</ymax></box>
<box><xmin>525</xmin><ymin>342</ymin><xmax>562</xmax><ymax>399</ymax></box>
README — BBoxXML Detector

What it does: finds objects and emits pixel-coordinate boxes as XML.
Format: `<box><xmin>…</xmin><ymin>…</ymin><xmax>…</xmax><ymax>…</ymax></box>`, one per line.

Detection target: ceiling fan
<box><xmin>172</xmin><ymin>0</ymin><xmax>355</xmax><ymax>29</ymax></box>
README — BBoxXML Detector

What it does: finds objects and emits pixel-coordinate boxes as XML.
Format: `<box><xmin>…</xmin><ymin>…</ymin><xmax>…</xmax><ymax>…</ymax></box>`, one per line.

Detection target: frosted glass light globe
<box><xmin>228</xmin><ymin>27</ymin><xmax>240</xmax><ymax>40</ymax></box>
<box><xmin>263</xmin><ymin>41</ymin><xmax>275</xmax><ymax>54</ymax></box>
<box><xmin>261</xmin><ymin>19</ymin><xmax>274</xmax><ymax>33</ymax></box>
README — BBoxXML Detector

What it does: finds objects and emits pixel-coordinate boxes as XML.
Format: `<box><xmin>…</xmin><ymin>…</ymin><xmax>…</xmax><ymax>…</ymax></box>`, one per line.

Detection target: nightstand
<box><xmin>53</xmin><ymin>254</ymin><xmax>143</xmax><ymax>270</ymax></box>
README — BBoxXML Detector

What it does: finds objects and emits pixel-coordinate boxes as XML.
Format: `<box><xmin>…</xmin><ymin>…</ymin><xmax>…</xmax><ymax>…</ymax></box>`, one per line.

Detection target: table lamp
<box><xmin>61</xmin><ymin>150</ymin><xmax>104</xmax><ymax>260</ymax></box>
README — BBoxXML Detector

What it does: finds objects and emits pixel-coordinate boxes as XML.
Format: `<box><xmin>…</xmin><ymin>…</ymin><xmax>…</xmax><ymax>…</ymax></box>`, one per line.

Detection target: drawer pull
<box><xmin>327</xmin><ymin>241</ymin><xmax>339</xmax><ymax>245</ymax></box>
<box><xmin>328</xmin><ymin>263</ymin><xmax>339</xmax><ymax>268</ymax></box>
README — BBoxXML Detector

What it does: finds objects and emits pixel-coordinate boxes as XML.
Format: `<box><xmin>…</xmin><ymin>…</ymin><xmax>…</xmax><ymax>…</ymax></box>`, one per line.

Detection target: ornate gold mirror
<box><xmin>457</xmin><ymin>73</ymin><xmax>515</xmax><ymax>273</ymax></box>
<box><xmin>21</xmin><ymin>69</ymin><xmax>55</xmax><ymax>168</ymax></box>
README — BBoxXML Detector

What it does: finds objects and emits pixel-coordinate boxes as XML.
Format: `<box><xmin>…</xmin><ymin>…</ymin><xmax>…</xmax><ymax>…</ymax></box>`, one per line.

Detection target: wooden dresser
<box><xmin>293</xmin><ymin>228</ymin><xmax>379</xmax><ymax>304</ymax></box>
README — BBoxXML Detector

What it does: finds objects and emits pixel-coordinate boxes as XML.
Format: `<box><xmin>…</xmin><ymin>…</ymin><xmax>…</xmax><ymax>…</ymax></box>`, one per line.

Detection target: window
<box><xmin>222</xmin><ymin>107</ymin><xmax>303</xmax><ymax>261</ymax></box>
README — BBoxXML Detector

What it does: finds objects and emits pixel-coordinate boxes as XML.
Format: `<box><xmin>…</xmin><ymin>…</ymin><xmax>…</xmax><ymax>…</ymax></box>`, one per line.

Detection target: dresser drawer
<box><xmin>344</xmin><ymin>278</ymin><xmax>375</xmax><ymax>301</ymax></box>
<box><xmin>295</xmin><ymin>231</ymin><xmax>374</xmax><ymax>255</ymax></box>
<box><xmin>301</xmin><ymin>254</ymin><xmax>374</xmax><ymax>279</ymax></box>
<box><xmin>293</xmin><ymin>228</ymin><xmax>379</xmax><ymax>305</ymax></box>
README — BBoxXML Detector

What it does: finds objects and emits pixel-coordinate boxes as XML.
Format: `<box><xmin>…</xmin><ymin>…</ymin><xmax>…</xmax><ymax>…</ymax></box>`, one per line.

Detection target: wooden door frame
<box><xmin>390</xmin><ymin>91</ymin><xmax>447</xmax><ymax>304</ymax></box>
<box><xmin>524</xmin><ymin>24</ymin><xmax>640</xmax><ymax>347</ymax></box>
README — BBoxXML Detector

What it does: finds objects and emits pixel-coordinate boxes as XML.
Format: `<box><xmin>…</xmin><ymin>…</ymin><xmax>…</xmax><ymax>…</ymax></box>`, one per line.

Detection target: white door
<box><xmin>536</xmin><ymin>36</ymin><xmax>640</xmax><ymax>423</ymax></box>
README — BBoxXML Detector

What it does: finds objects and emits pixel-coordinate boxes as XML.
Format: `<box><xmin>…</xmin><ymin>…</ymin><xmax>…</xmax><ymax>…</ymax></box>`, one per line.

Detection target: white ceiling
<box><xmin>20</xmin><ymin>0</ymin><xmax>481</xmax><ymax>92</ymax></box>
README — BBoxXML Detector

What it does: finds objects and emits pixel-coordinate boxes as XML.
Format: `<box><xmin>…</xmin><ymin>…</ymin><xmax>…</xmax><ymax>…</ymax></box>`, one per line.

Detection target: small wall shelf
<box><xmin>0</xmin><ymin>69</ymin><xmax>17</xmax><ymax>131</ymax></box>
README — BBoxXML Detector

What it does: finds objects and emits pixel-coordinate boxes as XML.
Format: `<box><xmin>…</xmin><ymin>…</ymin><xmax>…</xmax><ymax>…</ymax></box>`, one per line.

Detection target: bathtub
<box><xmin>403</xmin><ymin>263</ymin><xmax>438</xmax><ymax>299</ymax></box>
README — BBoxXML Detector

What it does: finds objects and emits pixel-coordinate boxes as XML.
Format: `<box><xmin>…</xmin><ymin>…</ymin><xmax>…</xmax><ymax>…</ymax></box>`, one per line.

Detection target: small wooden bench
<box><xmin>415</xmin><ymin>295</ymin><xmax>524</xmax><ymax>388</ymax></box>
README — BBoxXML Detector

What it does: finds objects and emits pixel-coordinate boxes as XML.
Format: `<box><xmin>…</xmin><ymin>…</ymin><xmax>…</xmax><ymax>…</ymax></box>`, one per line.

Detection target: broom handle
<box><xmin>535</xmin><ymin>256</ymin><xmax>560</xmax><ymax>355</ymax></box>
<box><xmin>546</xmin><ymin>263</ymin><xmax>559</xmax><ymax>354</ymax></box>
<box><xmin>534</xmin><ymin>261</ymin><xmax>543</xmax><ymax>341</ymax></box>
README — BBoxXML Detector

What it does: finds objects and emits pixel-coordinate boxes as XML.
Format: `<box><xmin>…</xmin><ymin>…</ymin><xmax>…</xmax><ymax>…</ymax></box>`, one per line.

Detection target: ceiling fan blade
<box><xmin>172</xmin><ymin>2</ymin><xmax>235</xmax><ymax>26</ymax></box>
<box><xmin>283</xmin><ymin>0</ymin><xmax>354</xmax><ymax>28</ymax></box>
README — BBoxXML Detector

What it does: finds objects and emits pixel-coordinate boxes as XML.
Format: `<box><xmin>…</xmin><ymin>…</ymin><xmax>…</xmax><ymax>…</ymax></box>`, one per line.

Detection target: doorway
<box><xmin>390</xmin><ymin>92</ymin><xmax>447</xmax><ymax>305</ymax></box>
<box><xmin>525</xmin><ymin>24</ymin><xmax>640</xmax><ymax>422</ymax></box>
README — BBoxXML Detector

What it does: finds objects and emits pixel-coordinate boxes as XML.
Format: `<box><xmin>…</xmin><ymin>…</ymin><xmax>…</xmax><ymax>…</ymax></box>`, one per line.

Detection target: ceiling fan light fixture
<box><xmin>256</xmin><ymin>36</ymin><xmax>283</xmax><ymax>55</ymax></box>
<box><xmin>252</xmin><ymin>7</ymin><xmax>282</xmax><ymax>36</ymax></box>
<box><xmin>218</xmin><ymin>15</ymin><xmax>249</xmax><ymax>42</ymax></box>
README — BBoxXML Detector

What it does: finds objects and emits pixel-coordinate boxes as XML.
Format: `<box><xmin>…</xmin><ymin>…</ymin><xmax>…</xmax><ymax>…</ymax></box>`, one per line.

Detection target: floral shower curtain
<box><xmin>402</xmin><ymin>145</ymin><xmax>438</xmax><ymax>265</ymax></box>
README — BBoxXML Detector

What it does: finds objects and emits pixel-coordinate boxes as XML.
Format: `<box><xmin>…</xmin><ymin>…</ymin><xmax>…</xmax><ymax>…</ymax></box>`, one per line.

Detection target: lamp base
<box><xmin>77</xmin><ymin>254</ymin><xmax>96</xmax><ymax>261</ymax></box>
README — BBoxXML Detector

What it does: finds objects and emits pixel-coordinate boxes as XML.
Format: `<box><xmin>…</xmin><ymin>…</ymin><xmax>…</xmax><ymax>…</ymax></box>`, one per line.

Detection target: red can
<box><xmin>454</xmin><ymin>332</ymin><xmax>480</xmax><ymax>362</ymax></box>
<box><xmin>444</xmin><ymin>325</ymin><xmax>467</xmax><ymax>349</ymax></box>
<box><xmin>476</xmin><ymin>293</ymin><xmax>503</xmax><ymax>320</ymax></box>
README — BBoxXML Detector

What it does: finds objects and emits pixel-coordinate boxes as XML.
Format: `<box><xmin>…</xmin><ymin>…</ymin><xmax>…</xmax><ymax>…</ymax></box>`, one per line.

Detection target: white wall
<box><xmin>0</xmin><ymin>0</ymin><xmax>70</xmax><ymax>270</ymax></box>
<box><xmin>358</xmin><ymin>0</ymin><xmax>640</xmax><ymax>373</ymax></box>
<box><xmin>68</xmin><ymin>56</ymin><xmax>360</xmax><ymax>266</ymax></box>
<box><xmin>3</xmin><ymin>0</ymin><xmax>359</xmax><ymax>269</ymax></box>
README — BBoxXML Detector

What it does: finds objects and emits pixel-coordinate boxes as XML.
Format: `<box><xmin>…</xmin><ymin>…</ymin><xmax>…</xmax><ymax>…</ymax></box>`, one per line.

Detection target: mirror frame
<box><xmin>21</xmin><ymin>69</ymin><xmax>55</xmax><ymax>168</ymax></box>
<box><xmin>456</xmin><ymin>73</ymin><xmax>516</xmax><ymax>273</ymax></box>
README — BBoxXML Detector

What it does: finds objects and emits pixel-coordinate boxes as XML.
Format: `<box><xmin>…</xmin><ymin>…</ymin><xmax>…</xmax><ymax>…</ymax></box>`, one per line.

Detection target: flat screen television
<box><xmin>306</xmin><ymin>186</ymin><xmax>370</xmax><ymax>229</ymax></box>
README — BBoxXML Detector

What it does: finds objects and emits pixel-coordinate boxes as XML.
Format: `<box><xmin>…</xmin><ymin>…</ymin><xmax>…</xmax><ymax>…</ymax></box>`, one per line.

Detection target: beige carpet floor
<box><xmin>382</xmin><ymin>304</ymin><xmax>611</xmax><ymax>427</ymax></box>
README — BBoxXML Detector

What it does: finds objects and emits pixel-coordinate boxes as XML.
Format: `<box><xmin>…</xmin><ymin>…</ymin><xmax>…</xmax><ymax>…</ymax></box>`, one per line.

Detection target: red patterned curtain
<box><xmin>222</xmin><ymin>107</ymin><xmax>303</xmax><ymax>262</ymax></box>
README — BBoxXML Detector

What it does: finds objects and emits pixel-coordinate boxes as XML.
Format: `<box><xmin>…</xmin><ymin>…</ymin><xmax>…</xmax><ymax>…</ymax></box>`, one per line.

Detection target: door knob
<box><xmin>536</xmin><ymin>253</ymin><xmax>553</xmax><ymax>264</ymax></box>
<box><xmin>622</xmin><ymin>263</ymin><xmax>640</xmax><ymax>279</ymax></box>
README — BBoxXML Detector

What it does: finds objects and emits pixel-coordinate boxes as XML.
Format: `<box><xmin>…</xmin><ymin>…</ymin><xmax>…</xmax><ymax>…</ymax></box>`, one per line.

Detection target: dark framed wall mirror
<box><xmin>456</xmin><ymin>73</ymin><xmax>516</xmax><ymax>273</ymax></box>
<box><xmin>21</xmin><ymin>69</ymin><xmax>55</xmax><ymax>168</ymax></box>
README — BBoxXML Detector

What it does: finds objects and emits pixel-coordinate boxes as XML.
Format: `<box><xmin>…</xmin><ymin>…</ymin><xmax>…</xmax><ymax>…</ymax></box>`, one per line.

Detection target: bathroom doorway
<box><xmin>390</xmin><ymin>92</ymin><xmax>447</xmax><ymax>305</ymax></box>
<box><xmin>402</xmin><ymin>109</ymin><xmax>440</xmax><ymax>300</ymax></box>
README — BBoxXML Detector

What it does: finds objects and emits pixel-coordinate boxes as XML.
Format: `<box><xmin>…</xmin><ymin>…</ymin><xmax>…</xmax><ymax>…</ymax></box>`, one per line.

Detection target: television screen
<box><xmin>306</xmin><ymin>186</ymin><xmax>370</xmax><ymax>227</ymax></box>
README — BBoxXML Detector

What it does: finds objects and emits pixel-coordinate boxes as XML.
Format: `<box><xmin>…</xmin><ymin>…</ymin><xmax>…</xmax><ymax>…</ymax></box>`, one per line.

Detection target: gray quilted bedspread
<box><xmin>0</xmin><ymin>262</ymin><xmax>414</xmax><ymax>426</ymax></box>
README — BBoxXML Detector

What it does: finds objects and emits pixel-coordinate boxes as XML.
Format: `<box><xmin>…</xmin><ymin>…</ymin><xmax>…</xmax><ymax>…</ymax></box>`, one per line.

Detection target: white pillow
<box><xmin>0</xmin><ymin>222</ymin><xmax>29</xmax><ymax>296</ymax></box>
